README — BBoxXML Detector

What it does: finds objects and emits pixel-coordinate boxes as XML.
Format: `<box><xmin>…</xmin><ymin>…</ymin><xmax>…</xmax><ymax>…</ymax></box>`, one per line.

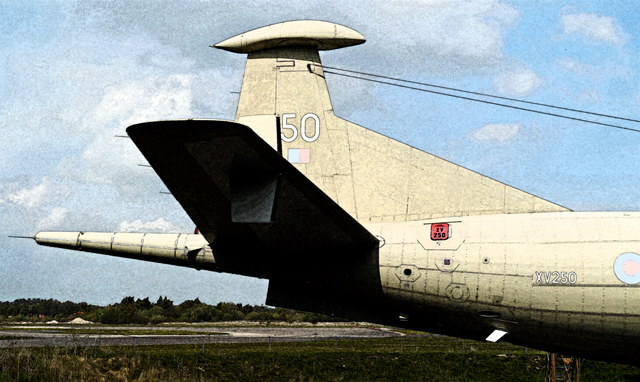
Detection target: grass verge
<box><xmin>0</xmin><ymin>337</ymin><xmax>639</xmax><ymax>381</ymax></box>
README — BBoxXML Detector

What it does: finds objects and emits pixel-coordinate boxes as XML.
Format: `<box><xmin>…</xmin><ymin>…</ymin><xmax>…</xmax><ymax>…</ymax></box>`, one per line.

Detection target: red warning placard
<box><xmin>431</xmin><ymin>223</ymin><xmax>449</xmax><ymax>240</ymax></box>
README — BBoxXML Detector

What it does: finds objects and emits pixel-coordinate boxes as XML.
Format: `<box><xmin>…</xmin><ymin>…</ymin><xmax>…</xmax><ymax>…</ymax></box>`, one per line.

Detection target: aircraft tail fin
<box><xmin>216</xmin><ymin>20</ymin><xmax>569</xmax><ymax>223</ymax></box>
<box><xmin>126</xmin><ymin>119</ymin><xmax>379</xmax><ymax>279</ymax></box>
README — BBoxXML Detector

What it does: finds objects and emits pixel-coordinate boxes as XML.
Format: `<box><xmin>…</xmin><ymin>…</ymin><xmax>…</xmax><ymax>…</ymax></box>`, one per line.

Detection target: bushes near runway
<box><xmin>0</xmin><ymin>297</ymin><xmax>337</xmax><ymax>325</ymax></box>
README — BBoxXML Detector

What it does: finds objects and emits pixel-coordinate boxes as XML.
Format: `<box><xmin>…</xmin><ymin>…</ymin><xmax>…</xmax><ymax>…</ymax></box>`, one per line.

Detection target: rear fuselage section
<box><xmin>367</xmin><ymin>211</ymin><xmax>640</xmax><ymax>364</ymax></box>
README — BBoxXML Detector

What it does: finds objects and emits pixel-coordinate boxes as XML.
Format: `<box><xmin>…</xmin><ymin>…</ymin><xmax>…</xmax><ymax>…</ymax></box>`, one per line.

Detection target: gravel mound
<box><xmin>69</xmin><ymin>317</ymin><xmax>92</xmax><ymax>324</ymax></box>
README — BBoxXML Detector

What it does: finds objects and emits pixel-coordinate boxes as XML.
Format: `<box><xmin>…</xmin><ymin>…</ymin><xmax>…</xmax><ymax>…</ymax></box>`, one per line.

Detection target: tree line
<box><xmin>0</xmin><ymin>297</ymin><xmax>340</xmax><ymax>324</ymax></box>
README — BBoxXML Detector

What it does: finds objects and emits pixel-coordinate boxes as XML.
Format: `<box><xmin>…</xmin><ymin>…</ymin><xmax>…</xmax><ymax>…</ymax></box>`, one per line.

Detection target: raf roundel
<box><xmin>613</xmin><ymin>252</ymin><xmax>640</xmax><ymax>284</ymax></box>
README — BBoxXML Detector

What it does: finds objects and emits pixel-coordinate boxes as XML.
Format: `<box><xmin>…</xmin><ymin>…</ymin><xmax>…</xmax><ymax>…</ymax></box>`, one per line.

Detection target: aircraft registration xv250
<box><xmin>29</xmin><ymin>20</ymin><xmax>640</xmax><ymax>365</ymax></box>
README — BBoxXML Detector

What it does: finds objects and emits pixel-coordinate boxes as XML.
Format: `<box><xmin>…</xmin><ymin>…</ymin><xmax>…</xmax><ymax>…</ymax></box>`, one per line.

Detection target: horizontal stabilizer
<box><xmin>127</xmin><ymin>120</ymin><xmax>378</xmax><ymax>263</ymax></box>
<box><xmin>230</xmin><ymin>171</ymin><xmax>278</xmax><ymax>223</ymax></box>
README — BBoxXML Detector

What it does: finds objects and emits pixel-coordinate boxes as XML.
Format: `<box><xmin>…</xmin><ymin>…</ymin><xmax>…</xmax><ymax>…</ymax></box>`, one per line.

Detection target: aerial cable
<box><xmin>315</xmin><ymin>64</ymin><xmax>640</xmax><ymax>125</ymax></box>
<box><xmin>313</xmin><ymin>65</ymin><xmax>640</xmax><ymax>133</ymax></box>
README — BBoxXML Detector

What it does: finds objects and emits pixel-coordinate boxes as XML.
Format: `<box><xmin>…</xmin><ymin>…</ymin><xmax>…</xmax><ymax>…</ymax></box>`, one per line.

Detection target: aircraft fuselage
<box><xmin>369</xmin><ymin>211</ymin><xmax>640</xmax><ymax>363</ymax></box>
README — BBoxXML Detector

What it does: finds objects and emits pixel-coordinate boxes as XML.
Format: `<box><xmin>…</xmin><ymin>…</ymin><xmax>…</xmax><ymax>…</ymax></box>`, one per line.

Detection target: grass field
<box><xmin>1</xmin><ymin>336</ymin><xmax>639</xmax><ymax>381</ymax></box>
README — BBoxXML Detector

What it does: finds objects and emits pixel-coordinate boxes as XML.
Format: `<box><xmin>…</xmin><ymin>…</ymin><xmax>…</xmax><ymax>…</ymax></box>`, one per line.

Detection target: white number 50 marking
<box><xmin>281</xmin><ymin>113</ymin><xmax>320</xmax><ymax>142</ymax></box>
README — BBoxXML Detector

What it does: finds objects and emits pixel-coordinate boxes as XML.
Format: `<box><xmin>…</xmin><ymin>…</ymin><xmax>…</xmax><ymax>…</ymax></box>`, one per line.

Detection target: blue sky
<box><xmin>2</xmin><ymin>0</ymin><xmax>639</xmax><ymax>306</ymax></box>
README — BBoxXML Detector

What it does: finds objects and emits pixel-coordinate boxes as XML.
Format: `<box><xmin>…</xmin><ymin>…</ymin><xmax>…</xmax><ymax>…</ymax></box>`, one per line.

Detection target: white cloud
<box><xmin>6</xmin><ymin>178</ymin><xmax>50</xmax><ymax>208</ymax></box>
<box><xmin>84</xmin><ymin>74</ymin><xmax>195</xmax><ymax>131</ymax></box>
<box><xmin>494</xmin><ymin>69</ymin><xmax>543</xmax><ymax>97</ymax></box>
<box><xmin>560</xmin><ymin>12</ymin><xmax>627</xmax><ymax>46</ymax></box>
<box><xmin>5</xmin><ymin>177</ymin><xmax>67</xmax><ymax>208</ymax></box>
<box><xmin>117</xmin><ymin>217</ymin><xmax>186</xmax><ymax>233</ymax></box>
<box><xmin>578</xmin><ymin>90</ymin><xmax>600</xmax><ymax>104</ymax></box>
<box><xmin>36</xmin><ymin>207</ymin><xmax>68</xmax><ymax>231</ymax></box>
<box><xmin>558</xmin><ymin>58</ymin><xmax>588</xmax><ymax>75</ymax></box>
<box><xmin>55</xmin><ymin>74</ymin><xmax>196</xmax><ymax>188</ymax></box>
<box><xmin>557</xmin><ymin>57</ymin><xmax>632</xmax><ymax>80</ymax></box>
<box><xmin>468</xmin><ymin>123</ymin><xmax>521</xmax><ymax>142</ymax></box>
<box><xmin>331</xmin><ymin>0</ymin><xmax>522</xmax><ymax>74</ymax></box>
